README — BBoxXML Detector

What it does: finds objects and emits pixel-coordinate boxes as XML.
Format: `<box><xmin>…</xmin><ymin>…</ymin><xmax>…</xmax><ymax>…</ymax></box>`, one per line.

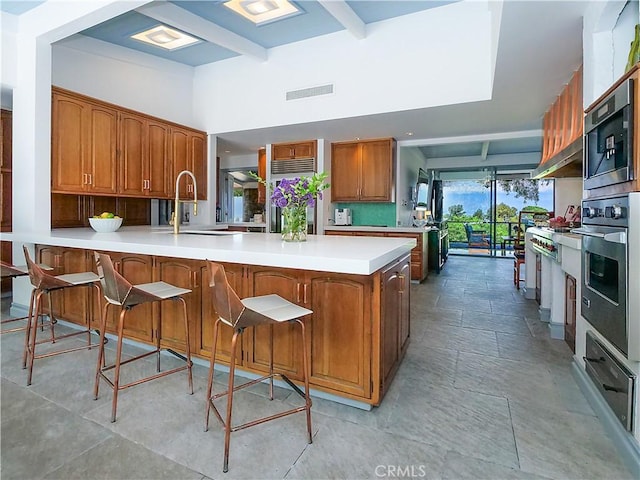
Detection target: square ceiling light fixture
<box><xmin>131</xmin><ymin>25</ymin><xmax>200</xmax><ymax>50</ymax></box>
<box><xmin>224</xmin><ymin>0</ymin><xmax>300</xmax><ymax>25</ymax></box>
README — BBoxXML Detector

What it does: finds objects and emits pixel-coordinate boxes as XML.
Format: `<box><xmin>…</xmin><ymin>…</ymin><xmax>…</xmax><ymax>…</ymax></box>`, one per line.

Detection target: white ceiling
<box><xmin>2</xmin><ymin>1</ymin><xmax>589</xmax><ymax>159</ymax></box>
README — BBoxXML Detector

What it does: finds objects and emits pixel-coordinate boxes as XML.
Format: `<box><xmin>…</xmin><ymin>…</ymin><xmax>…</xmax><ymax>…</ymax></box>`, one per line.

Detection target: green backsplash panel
<box><xmin>335</xmin><ymin>203</ymin><xmax>396</xmax><ymax>226</ymax></box>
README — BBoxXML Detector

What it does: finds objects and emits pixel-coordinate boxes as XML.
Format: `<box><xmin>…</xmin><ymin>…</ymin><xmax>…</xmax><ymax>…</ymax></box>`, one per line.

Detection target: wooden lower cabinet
<box><xmin>155</xmin><ymin>257</ymin><xmax>201</xmax><ymax>354</ymax></box>
<box><xmin>101</xmin><ymin>252</ymin><xmax>154</xmax><ymax>342</ymax></box>
<box><xmin>33</xmin><ymin>245</ymin><xmax>410</xmax><ymax>406</ymax></box>
<box><xmin>35</xmin><ymin>246</ymin><xmax>95</xmax><ymax>326</ymax></box>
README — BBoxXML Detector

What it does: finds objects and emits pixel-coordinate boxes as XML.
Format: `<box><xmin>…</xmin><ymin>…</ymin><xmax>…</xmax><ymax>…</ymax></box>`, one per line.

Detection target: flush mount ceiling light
<box><xmin>224</xmin><ymin>0</ymin><xmax>300</xmax><ymax>25</ymax></box>
<box><xmin>131</xmin><ymin>25</ymin><xmax>200</xmax><ymax>50</ymax></box>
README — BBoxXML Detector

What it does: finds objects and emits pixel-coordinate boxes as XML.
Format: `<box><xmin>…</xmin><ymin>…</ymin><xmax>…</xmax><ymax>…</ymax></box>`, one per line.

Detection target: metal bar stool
<box><xmin>93</xmin><ymin>252</ymin><xmax>193</xmax><ymax>423</ymax></box>
<box><xmin>1</xmin><ymin>261</ymin><xmax>34</xmax><ymax>334</ymax></box>
<box><xmin>204</xmin><ymin>262</ymin><xmax>313</xmax><ymax>473</ymax></box>
<box><xmin>22</xmin><ymin>246</ymin><xmax>103</xmax><ymax>386</ymax></box>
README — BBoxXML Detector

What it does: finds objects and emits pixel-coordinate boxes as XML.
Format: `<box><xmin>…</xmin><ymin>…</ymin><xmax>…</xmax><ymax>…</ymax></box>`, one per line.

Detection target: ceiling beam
<box><xmin>480</xmin><ymin>141</ymin><xmax>490</xmax><ymax>160</ymax></box>
<box><xmin>135</xmin><ymin>2</ymin><xmax>268</xmax><ymax>62</ymax></box>
<box><xmin>317</xmin><ymin>0</ymin><xmax>366</xmax><ymax>40</ymax></box>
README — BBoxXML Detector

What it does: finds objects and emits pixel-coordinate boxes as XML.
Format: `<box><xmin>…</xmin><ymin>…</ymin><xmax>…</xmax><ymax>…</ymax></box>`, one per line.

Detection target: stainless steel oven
<box><xmin>574</xmin><ymin>193</ymin><xmax>640</xmax><ymax>360</ymax></box>
<box><xmin>584</xmin><ymin>77</ymin><xmax>634</xmax><ymax>190</ymax></box>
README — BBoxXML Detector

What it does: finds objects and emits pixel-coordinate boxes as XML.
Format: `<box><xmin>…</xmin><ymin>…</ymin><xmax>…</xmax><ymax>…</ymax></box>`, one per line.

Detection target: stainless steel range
<box><xmin>530</xmin><ymin>229</ymin><xmax>561</xmax><ymax>262</ymax></box>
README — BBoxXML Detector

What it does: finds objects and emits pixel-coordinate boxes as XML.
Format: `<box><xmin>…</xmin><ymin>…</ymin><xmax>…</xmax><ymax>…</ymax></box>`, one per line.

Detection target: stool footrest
<box><xmin>99</xmin><ymin>363</ymin><xmax>191</xmax><ymax>391</ymax></box>
<box><xmin>32</xmin><ymin>340</ymin><xmax>102</xmax><ymax>361</ymax></box>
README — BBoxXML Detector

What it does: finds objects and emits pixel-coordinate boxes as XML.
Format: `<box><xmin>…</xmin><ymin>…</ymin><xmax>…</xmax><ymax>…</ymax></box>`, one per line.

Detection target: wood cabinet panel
<box><xmin>199</xmin><ymin>262</ymin><xmax>244</xmax><ymax>363</ymax></box>
<box><xmin>155</xmin><ymin>257</ymin><xmax>201</xmax><ymax>353</ymax></box>
<box><xmin>101</xmin><ymin>252</ymin><xmax>154</xmax><ymax>342</ymax></box>
<box><xmin>257</xmin><ymin>148</ymin><xmax>266</xmax><ymax>204</ymax></box>
<box><xmin>119</xmin><ymin>113</ymin><xmax>170</xmax><ymax>198</ymax></box>
<box><xmin>244</xmin><ymin>267</ymin><xmax>303</xmax><ymax>378</ymax></box>
<box><xmin>307</xmin><ymin>273</ymin><xmax>371</xmax><ymax>398</ymax></box>
<box><xmin>51</xmin><ymin>91</ymin><xmax>118</xmax><ymax>195</ymax></box>
<box><xmin>272</xmin><ymin>141</ymin><xmax>315</xmax><ymax>160</ymax></box>
<box><xmin>51</xmin><ymin>194</ymin><xmax>85</xmax><ymax>228</ymax></box>
<box><xmin>331</xmin><ymin>138</ymin><xmax>395</xmax><ymax>202</ymax></box>
<box><xmin>1</xmin><ymin>109</ymin><xmax>11</xmax><ymax>170</ymax></box>
<box><xmin>171</xmin><ymin>127</ymin><xmax>207</xmax><ymax>201</ymax></box>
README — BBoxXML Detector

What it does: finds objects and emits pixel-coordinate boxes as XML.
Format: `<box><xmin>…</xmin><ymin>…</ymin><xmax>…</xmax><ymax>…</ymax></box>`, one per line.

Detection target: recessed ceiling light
<box><xmin>225</xmin><ymin>150</ymin><xmax>231</xmax><ymax>153</ymax></box>
<box><xmin>131</xmin><ymin>25</ymin><xmax>200</xmax><ymax>50</ymax></box>
<box><xmin>223</xmin><ymin>0</ymin><xmax>300</xmax><ymax>25</ymax></box>
<box><xmin>405</xmin><ymin>132</ymin><xmax>414</xmax><ymax>136</ymax></box>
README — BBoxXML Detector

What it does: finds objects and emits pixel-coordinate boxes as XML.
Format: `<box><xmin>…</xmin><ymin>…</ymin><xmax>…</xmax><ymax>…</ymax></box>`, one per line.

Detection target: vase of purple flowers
<box><xmin>253</xmin><ymin>172</ymin><xmax>329</xmax><ymax>242</ymax></box>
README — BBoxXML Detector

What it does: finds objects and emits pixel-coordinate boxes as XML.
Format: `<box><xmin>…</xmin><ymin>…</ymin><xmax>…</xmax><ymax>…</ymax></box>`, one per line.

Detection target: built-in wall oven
<box><xmin>573</xmin><ymin>193</ymin><xmax>640</xmax><ymax>361</ymax></box>
<box><xmin>584</xmin><ymin>77</ymin><xmax>634</xmax><ymax>190</ymax></box>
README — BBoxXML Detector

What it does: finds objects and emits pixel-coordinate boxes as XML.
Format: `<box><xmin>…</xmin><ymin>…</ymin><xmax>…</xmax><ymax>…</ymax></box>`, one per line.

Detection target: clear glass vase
<box><xmin>281</xmin><ymin>205</ymin><xmax>307</xmax><ymax>242</ymax></box>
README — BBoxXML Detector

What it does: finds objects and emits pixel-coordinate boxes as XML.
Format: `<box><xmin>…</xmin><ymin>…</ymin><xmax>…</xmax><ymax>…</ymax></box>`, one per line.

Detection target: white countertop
<box><xmin>325</xmin><ymin>225</ymin><xmax>436</xmax><ymax>234</ymax></box>
<box><xmin>1</xmin><ymin>226</ymin><xmax>415</xmax><ymax>275</ymax></box>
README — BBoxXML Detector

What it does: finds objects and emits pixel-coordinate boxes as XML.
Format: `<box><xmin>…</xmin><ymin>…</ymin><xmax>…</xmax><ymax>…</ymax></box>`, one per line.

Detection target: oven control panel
<box><xmin>582</xmin><ymin>195</ymin><xmax>629</xmax><ymax>227</ymax></box>
<box><xmin>530</xmin><ymin>234</ymin><xmax>559</xmax><ymax>261</ymax></box>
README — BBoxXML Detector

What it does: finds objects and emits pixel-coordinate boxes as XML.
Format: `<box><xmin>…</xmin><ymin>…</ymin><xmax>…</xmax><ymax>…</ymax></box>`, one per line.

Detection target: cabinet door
<box><xmin>105</xmin><ymin>252</ymin><xmax>154</xmax><ymax>342</ymax></box>
<box><xmin>51</xmin><ymin>194</ymin><xmax>86</xmax><ymax>228</ymax></box>
<box><xmin>52</xmin><ymin>93</ymin><xmax>86</xmax><ymax>192</ymax></box>
<box><xmin>331</xmin><ymin>143</ymin><xmax>360</xmax><ymax>202</ymax></box>
<box><xmin>36</xmin><ymin>247</ymin><xmax>92</xmax><ymax>326</ymax></box>
<box><xmin>147</xmin><ymin>120</ymin><xmax>170</xmax><ymax>198</ymax></box>
<box><xmin>118</xmin><ymin>113</ymin><xmax>146</xmax><ymax>196</ymax></box>
<box><xmin>171</xmin><ymin>128</ymin><xmax>190</xmax><ymax>198</ymax></box>
<box><xmin>190</xmin><ymin>132</ymin><xmax>207</xmax><ymax>200</ymax></box>
<box><xmin>306</xmin><ymin>272</ymin><xmax>371</xmax><ymax>398</ymax></box>
<box><xmin>360</xmin><ymin>140</ymin><xmax>393</xmax><ymax>201</ymax></box>
<box><xmin>398</xmin><ymin>258</ymin><xmax>411</xmax><ymax>354</ymax></box>
<box><xmin>86</xmin><ymin>104</ymin><xmax>118</xmax><ymax>195</ymax></box>
<box><xmin>244</xmin><ymin>267</ymin><xmax>303</xmax><ymax>378</ymax></box>
<box><xmin>257</xmin><ymin>148</ymin><xmax>266</xmax><ymax>204</ymax></box>
<box><xmin>273</xmin><ymin>144</ymin><xmax>295</xmax><ymax>160</ymax></box>
<box><xmin>155</xmin><ymin>257</ymin><xmax>200</xmax><ymax>353</ymax></box>
<box><xmin>292</xmin><ymin>142</ymin><xmax>315</xmax><ymax>159</ymax></box>
<box><xmin>199</xmin><ymin>262</ymin><xmax>244</xmax><ymax>363</ymax></box>
<box><xmin>1</xmin><ymin>109</ymin><xmax>11</xmax><ymax>170</ymax></box>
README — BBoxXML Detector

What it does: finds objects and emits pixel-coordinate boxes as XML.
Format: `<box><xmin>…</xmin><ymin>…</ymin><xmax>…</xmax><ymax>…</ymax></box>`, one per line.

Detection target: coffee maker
<box><xmin>335</xmin><ymin>208</ymin><xmax>352</xmax><ymax>225</ymax></box>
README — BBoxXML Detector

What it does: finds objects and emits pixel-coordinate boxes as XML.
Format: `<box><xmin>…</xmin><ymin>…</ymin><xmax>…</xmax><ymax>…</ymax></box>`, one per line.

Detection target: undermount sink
<box><xmin>178</xmin><ymin>230</ymin><xmax>245</xmax><ymax>236</ymax></box>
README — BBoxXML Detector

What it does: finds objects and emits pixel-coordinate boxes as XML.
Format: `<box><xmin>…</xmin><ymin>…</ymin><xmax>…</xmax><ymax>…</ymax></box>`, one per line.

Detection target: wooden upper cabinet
<box><xmin>257</xmin><ymin>148</ymin><xmax>266</xmax><ymax>204</ymax></box>
<box><xmin>272</xmin><ymin>141</ymin><xmax>316</xmax><ymax>160</ymax></box>
<box><xmin>171</xmin><ymin>126</ymin><xmax>207</xmax><ymax>201</ymax></box>
<box><xmin>331</xmin><ymin>138</ymin><xmax>395</xmax><ymax>202</ymax></box>
<box><xmin>118</xmin><ymin>112</ymin><xmax>170</xmax><ymax>198</ymax></box>
<box><xmin>51</xmin><ymin>90</ymin><xmax>118</xmax><ymax>195</ymax></box>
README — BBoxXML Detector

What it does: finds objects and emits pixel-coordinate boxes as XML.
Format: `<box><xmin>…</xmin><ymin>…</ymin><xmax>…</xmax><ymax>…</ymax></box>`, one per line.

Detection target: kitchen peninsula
<box><xmin>2</xmin><ymin>227</ymin><xmax>415</xmax><ymax>408</ymax></box>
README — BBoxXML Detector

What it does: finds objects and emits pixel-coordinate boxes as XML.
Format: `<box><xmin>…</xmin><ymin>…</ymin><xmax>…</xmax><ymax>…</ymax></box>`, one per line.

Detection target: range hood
<box><xmin>530</xmin><ymin>137</ymin><xmax>583</xmax><ymax>179</ymax></box>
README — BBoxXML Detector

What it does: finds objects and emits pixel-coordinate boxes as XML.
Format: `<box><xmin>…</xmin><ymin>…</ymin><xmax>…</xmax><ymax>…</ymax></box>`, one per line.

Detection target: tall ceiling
<box><xmin>2</xmin><ymin>1</ymin><xmax>589</xmax><ymax>160</ymax></box>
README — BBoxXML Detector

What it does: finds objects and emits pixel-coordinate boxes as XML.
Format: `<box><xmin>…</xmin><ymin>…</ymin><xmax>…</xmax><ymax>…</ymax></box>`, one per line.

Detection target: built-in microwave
<box><xmin>584</xmin><ymin>77</ymin><xmax>634</xmax><ymax>190</ymax></box>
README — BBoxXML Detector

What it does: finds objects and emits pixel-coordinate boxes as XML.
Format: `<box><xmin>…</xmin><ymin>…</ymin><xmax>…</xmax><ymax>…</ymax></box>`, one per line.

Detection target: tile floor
<box><xmin>0</xmin><ymin>256</ymin><xmax>634</xmax><ymax>479</ymax></box>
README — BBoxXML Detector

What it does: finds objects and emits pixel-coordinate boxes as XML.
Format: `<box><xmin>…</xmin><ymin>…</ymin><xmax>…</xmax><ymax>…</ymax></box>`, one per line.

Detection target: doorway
<box><xmin>219</xmin><ymin>169</ymin><xmax>265</xmax><ymax>224</ymax></box>
<box><xmin>441</xmin><ymin>169</ymin><xmax>554</xmax><ymax>257</ymax></box>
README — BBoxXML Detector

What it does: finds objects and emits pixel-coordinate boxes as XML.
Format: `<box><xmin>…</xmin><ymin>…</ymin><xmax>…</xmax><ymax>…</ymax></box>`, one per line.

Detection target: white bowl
<box><xmin>89</xmin><ymin>217</ymin><xmax>123</xmax><ymax>233</ymax></box>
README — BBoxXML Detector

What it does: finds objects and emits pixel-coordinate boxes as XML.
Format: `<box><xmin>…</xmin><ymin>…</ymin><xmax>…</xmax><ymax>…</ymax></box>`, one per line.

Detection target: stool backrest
<box><xmin>208</xmin><ymin>262</ymin><xmax>247</xmax><ymax>329</ymax></box>
<box><xmin>22</xmin><ymin>245</ymin><xmax>67</xmax><ymax>290</ymax></box>
<box><xmin>94</xmin><ymin>252</ymin><xmax>134</xmax><ymax>306</ymax></box>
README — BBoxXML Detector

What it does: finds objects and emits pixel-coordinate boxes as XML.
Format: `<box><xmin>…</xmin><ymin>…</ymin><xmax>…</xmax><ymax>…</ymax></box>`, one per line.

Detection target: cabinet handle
<box><xmin>88</xmin><ymin>174</ymin><xmax>92</xmax><ymax>185</ymax></box>
<box><xmin>192</xmin><ymin>271</ymin><xmax>198</xmax><ymax>288</ymax></box>
<box><xmin>82</xmin><ymin>173</ymin><xmax>88</xmax><ymax>185</ymax></box>
<box><xmin>296</xmin><ymin>282</ymin><xmax>301</xmax><ymax>303</ymax></box>
<box><xmin>303</xmin><ymin>283</ymin><xmax>308</xmax><ymax>304</ymax></box>
<box><xmin>398</xmin><ymin>273</ymin><xmax>405</xmax><ymax>293</ymax></box>
<box><xmin>55</xmin><ymin>254</ymin><xmax>62</xmax><ymax>268</ymax></box>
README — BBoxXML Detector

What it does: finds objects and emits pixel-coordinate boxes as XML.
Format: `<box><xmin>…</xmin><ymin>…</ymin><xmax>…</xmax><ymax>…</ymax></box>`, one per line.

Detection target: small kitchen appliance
<box><xmin>335</xmin><ymin>208</ymin><xmax>352</xmax><ymax>226</ymax></box>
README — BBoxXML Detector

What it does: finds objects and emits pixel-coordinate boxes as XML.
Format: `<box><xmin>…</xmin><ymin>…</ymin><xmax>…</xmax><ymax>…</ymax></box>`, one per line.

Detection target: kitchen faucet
<box><xmin>173</xmin><ymin>170</ymin><xmax>198</xmax><ymax>234</ymax></box>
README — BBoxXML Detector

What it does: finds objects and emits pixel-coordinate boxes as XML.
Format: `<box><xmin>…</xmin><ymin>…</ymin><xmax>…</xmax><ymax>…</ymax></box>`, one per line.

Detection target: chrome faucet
<box><xmin>173</xmin><ymin>170</ymin><xmax>198</xmax><ymax>234</ymax></box>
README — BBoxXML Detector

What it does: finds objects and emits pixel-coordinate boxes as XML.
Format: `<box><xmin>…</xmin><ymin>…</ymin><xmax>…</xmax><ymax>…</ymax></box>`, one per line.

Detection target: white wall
<box><xmin>52</xmin><ymin>36</ymin><xmax>197</xmax><ymax>128</ymax></box>
<box><xmin>193</xmin><ymin>0</ymin><xmax>498</xmax><ymax>135</ymax></box>
<box><xmin>397</xmin><ymin>146</ymin><xmax>427</xmax><ymax>227</ymax></box>
<box><xmin>554</xmin><ymin>177</ymin><xmax>583</xmax><ymax>217</ymax></box>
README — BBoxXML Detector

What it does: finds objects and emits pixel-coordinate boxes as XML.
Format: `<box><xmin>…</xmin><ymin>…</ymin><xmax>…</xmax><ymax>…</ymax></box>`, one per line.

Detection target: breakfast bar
<box><xmin>2</xmin><ymin>227</ymin><xmax>416</xmax><ymax>408</ymax></box>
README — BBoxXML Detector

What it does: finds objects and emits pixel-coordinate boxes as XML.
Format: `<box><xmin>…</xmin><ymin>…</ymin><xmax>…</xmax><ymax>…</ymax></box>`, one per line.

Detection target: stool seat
<box><xmin>204</xmin><ymin>262</ymin><xmax>313</xmax><ymax>473</ymax></box>
<box><xmin>93</xmin><ymin>252</ymin><xmax>193</xmax><ymax>423</ymax></box>
<box><xmin>21</xmin><ymin>246</ymin><xmax>103</xmax><ymax>385</ymax></box>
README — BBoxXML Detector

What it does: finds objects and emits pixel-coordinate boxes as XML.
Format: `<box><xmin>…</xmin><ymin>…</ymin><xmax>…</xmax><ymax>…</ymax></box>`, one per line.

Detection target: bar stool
<box><xmin>22</xmin><ymin>246</ymin><xmax>103</xmax><ymax>386</ymax></box>
<box><xmin>1</xmin><ymin>261</ymin><xmax>33</xmax><ymax>334</ymax></box>
<box><xmin>204</xmin><ymin>262</ymin><xmax>313</xmax><ymax>473</ymax></box>
<box><xmin>514</xmin><ymin>252</ymin><xmax>525</xmax><ymax>289</ymax></box>
<box><xmin>93</xmin><ymin>252</ymin><xmax>193</xmax><ymax>423</ymax></box>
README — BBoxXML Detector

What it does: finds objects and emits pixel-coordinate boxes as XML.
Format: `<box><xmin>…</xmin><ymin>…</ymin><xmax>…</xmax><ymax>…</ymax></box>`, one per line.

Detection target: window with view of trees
<box><xmin>443</xmin><ymin>177</ymin><xmax>553</xmax><ymax>253</ymax></box>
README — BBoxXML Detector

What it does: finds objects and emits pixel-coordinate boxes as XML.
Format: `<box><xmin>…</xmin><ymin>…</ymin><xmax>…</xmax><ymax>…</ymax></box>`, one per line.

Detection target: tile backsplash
<box><xmin>334</xmin><ymin>203</ymin><xmax>396</xmax><ymax>226</ymax></box>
